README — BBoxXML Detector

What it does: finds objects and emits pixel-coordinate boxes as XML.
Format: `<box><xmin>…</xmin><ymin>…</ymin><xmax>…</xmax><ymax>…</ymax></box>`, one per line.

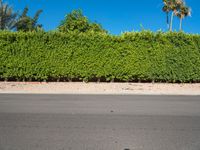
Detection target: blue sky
<box><xmin>6</xmin><ymin>0</ymin><xmax>200</xmax><ymax>34</ymax></box>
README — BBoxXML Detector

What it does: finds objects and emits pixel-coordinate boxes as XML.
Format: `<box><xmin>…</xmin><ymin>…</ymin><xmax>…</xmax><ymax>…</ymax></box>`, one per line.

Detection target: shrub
<box><xmin>0</xmin><ymin>31</ymin><xmax>200</xmax><ymax>83</ymax></box>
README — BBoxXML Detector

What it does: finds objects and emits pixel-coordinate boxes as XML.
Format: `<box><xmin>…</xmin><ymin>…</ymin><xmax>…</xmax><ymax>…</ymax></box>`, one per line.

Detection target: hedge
<box><xmin>0</xmin><ymin>31</ymin><xmax>200</xmax><ymax>83</ymax></box>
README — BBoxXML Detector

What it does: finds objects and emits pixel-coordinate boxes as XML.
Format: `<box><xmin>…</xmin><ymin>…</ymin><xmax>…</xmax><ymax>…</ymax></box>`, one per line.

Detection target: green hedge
<box><xmin>0</xmin><ymin>31</ymin><xmax>200</xmax><ymax>82</ymax></box>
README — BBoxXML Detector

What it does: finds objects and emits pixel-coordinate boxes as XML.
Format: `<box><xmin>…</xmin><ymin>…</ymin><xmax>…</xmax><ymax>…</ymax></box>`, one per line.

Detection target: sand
<box><xmin>0</xmin><ymin>82</ymin><xmax>200</xmax><ymax>95</ymax></box>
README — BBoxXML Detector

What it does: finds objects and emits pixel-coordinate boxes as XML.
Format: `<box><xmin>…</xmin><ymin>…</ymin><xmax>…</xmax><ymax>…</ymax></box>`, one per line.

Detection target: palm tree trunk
<box><xmin>166</xmin><ymin>12</ymin><xmax>170</xmax><ymax>30</ymax></box>
<box><xmin>170</xmin><ymin>12</ymin><xmax>174</xmax><ymax>31</ymax></box>
<box><xmin>179</xmin><ymin>18</ymin><xmax>183</xmax><ymax>31</ymax></box>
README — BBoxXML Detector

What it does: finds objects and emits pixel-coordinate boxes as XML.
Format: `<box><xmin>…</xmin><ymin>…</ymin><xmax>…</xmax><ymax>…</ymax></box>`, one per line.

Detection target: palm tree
<box><xmin>162</xmin><ymin>3</ymin><xmax>171</xmax><ymax>30</ymax></box>
<box><xmin>176</xmin><ymin>5</ymin><xmax>191</xmax><ymax>31</ymax></box>
<box><xmin>16</xmin><ymin>6</ymin><xmax>42</xmax><ymax>32</ymax></box>
<box><xmin>170</xmin><ymin>0</ymin><xmax>184</xmax><ymax>31</ymax></box>
<box><xmin>162</xmin><ymin>0</ymin><xmax>184</xmax><ymax>31</ymax></box>
<box><xmin>162</xmin><ymin>0</ymin><xmax>176</xmax><ymax>31</ymax></box>
<box><xmin>0</xmin><ymin>0</ymin><xmax>17</xmax><ymax>30</ymax></box>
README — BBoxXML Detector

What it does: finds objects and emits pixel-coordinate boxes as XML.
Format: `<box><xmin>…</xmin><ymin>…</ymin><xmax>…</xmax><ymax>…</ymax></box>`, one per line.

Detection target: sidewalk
<box><xmin>0</xmin><ymin>82</ymin><xmax>200</xmax><ymax>95</ymax></box>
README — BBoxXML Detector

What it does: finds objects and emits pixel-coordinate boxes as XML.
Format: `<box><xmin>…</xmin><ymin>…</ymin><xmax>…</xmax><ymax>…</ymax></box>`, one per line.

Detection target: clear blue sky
<box><xmin>6</xmin><ymin>0</ymin><xmax>200</xmax><ymax>34</ymax></box>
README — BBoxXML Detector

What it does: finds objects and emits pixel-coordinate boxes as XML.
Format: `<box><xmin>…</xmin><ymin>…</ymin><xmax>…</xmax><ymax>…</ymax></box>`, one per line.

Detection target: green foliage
<box><xmin>15</xmin><ymin>7</ymin><xmax>43</xmax><ymax>32</ymax></box>
<box><xmin>0</xmin><ymin>31</ymin><xmax>200</xmax><ymax>83</ymax></box>
<box><xmin>0</xmin><ymin>0</ymin><xmax>17</xmax><ymax>30</ymax></box>
<box><xmin>58</xmin><ymin>9</ymin><xmax>107</xmax><ymax>33</ymax></box>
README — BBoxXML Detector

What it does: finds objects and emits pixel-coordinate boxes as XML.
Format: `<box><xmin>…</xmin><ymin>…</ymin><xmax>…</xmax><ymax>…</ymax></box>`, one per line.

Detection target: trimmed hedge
<box><xmin>0</xmin><ymin>31</ymin><xmax>200</xmax><ymax>82</ymax></box>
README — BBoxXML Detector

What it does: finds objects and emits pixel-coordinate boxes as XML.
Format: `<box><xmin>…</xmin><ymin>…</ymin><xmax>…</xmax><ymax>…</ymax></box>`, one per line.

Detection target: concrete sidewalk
<box><xmin>0</xmin><ymin>82</ymin><xmax>200</xmax><ymax>95</ymax></box>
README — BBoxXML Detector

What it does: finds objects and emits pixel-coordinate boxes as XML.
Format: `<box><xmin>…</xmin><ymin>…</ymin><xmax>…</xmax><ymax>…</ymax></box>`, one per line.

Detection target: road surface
<box><xmin>0</xmin><ymin>94</ymin><xmax>200</xmax><ymax>150</ymax></box>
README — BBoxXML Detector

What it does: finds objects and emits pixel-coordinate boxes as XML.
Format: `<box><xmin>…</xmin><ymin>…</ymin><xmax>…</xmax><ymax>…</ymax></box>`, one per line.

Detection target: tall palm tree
<box><xmin>162</xmin><ymin>0</ymin><xmax>175</xmax><ymax>31</ymax></box>
<box><xmin>0</xmin><ymin>0</ymin><xmax>17</xmax><ymax>30</ymax></box>
<box><xmin>162</xmin><ymin>3</ymin><xmax>171</xmax><ymax>30</ymax></box>
<box><xmin>176</xmin><ymin>5</ymin><xmax>191</xmax><ymax>31</ymax></box>
<box><xmin>169</xmin><ymin>0</ymin><xmax>184</xmax><ymax>31</ymax></box>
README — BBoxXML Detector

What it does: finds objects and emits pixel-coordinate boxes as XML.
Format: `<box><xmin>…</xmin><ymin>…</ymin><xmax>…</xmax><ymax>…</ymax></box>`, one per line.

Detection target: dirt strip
<box><xmin>0</xmin><ymin>82</ymin><xmax>200</xmax><ymax>95</ymax></box>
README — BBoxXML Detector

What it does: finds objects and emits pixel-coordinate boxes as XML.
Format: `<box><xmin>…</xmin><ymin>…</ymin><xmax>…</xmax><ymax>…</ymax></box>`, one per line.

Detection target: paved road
<box><xmin>0</xmin><ymin>94</ymin><xmax>200</xmax><ymax>150</ymax></box>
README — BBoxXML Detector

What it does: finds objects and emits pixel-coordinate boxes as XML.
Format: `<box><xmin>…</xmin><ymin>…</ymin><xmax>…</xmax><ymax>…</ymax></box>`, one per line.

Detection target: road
<box><xmin>0</xmin><ymin>94</ymin><xmax>200</xmax><ymax>150</ymax></box>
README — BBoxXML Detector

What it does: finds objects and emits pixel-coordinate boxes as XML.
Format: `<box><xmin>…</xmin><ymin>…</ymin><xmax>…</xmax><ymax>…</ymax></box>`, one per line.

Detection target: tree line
<box><xmin>0</xmin><ymin>0</ymin><xmax>191</xmax><ymax>33</ymax></box>
<box><xmin>0</xmin><ymin>0</ymin><xmax>43</xmax><ymax>31</ymax></box>
<box><xmin>0</xmin><ymin>0</ymin><xmax>106</xmax><ymax>33</ymax></box>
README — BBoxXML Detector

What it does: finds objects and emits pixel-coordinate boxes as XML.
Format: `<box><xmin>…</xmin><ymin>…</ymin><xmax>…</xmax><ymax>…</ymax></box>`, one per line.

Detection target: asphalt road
<box><xmin>0</xmin><ymin>94</ymin><xmax>200</xmax><ymax>150</ymax></box>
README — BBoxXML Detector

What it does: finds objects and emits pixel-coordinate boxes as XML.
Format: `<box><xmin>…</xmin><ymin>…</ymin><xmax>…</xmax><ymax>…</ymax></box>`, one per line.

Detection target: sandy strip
<box><xmin>0</xmin><ymin>82</ymin><xmax>200</xmax><ymax>95</ymax></box>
